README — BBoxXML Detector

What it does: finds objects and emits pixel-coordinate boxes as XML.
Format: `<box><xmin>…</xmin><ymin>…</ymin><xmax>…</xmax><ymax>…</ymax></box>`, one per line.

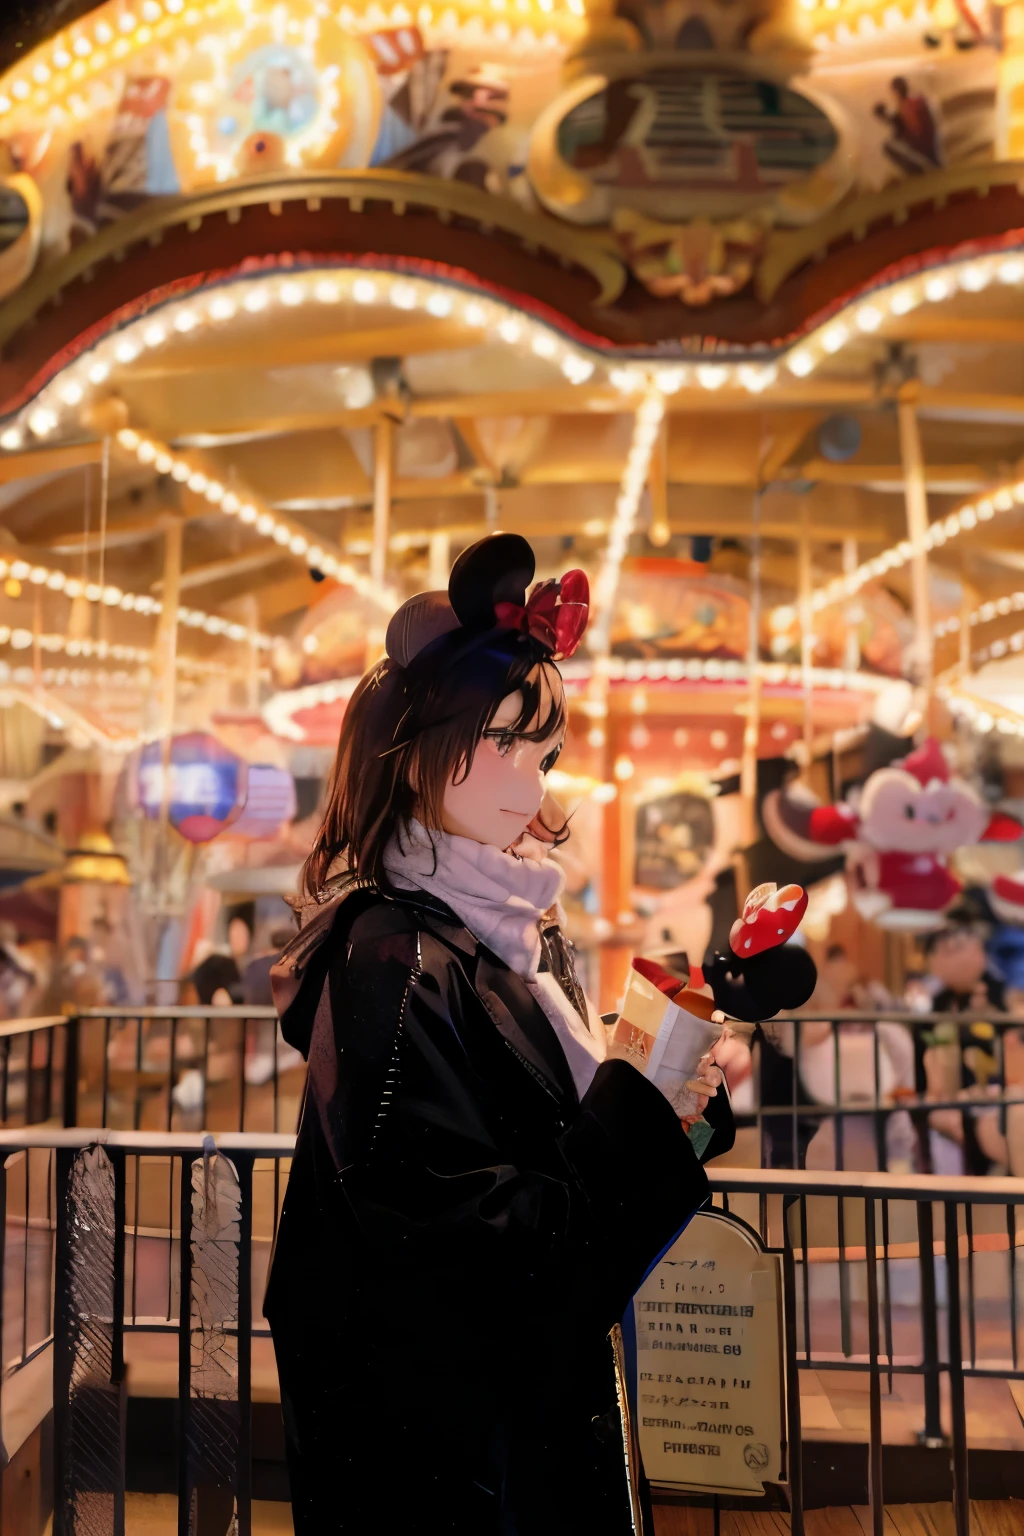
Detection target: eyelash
<box><xmin>485</xmin><ymin>730</ymin><xmax>519</xmax><ymax>757</ymax></box>
<box><xmin>541</xmin><ymin>741</ymin><xmax>563</xmax><ymax>773</ymax></box>
<box><xmin>484</xmin><ymin>731</ymin><xmax>563</xmax><ymax>774</ymax></box>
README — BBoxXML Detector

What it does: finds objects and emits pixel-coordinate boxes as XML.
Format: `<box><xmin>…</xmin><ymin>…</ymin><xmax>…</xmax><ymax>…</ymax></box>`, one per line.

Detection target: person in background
<box><xmin>90</xmin><ymin>914</ymin><xmax>131</xmax><ymax>1007</ymax></box>
<box><xmin>820</xmin><ymin>943</ymin><xmax>895</xmax><ymax>1012</ymax></box>
<box><xmin>918</xmin><ymin>916</ymin><xmax>1007</xmax><ymax>1175</ymax></box>
<box><xmin>227</xmin><ymin>909</ymin><xmax>254</xmax><ymax>978</ymax></box>
<box><xmin>241</xmin><ymin>925</ymin><xmax>305</xmax><ymax>1086</ymax></box>
<box><xmin>0</xmin><ymin>925</ymin><xmax>39</xmax><ymax>1019</ymax></box>
<box><xmin>181</xmin><ymin>909</ymin><xmax>256</xmax><ymax>1007</ymax></box>
<box><xmin>184</xmin><ymin>942</ymin><xmax>242</xmax><ymax>1007</ymax></box>
<box><xmin>41</xmin><ymin>935</ymin><xmax>104</xmax><ymax>1013</ymax></box>
<box><xmin>758</xmin><ymin>962</ymin><xmax>915</xmax><ymax>1172</ymax></box>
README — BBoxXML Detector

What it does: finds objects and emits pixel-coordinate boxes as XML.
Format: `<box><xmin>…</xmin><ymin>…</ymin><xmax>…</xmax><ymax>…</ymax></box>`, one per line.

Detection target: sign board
<box><xmin>631</xmin><ymin>1208</ymin><xmax>786</xmax><ymax>1497</ymax></box>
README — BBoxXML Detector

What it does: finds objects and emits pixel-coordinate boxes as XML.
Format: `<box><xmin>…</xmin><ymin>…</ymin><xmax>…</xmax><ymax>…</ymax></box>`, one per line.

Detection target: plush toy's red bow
<box><xmin>494</xmin><ymin>569</ymin><xmax>589</xmax><ymax>660</ymax></box>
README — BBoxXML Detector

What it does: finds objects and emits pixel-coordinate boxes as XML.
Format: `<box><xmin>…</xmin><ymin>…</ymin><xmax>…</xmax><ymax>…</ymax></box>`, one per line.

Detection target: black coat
<box><xmin>265</xmin><ymin>886</ymin><xmax>718</xmax><ymax>1535</ymax></box>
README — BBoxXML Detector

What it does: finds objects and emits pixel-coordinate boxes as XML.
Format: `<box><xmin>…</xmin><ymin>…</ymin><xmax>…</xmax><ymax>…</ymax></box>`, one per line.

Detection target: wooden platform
<box><xmin>38</xmin><ymin>1496</ymin><xmax>1024</xmax><ymax>1534</ymax></box>
<box><xmin>652</xmin><ymin>1503</ymin><xmax>1022</xmax><ymax>1534</ymax></box>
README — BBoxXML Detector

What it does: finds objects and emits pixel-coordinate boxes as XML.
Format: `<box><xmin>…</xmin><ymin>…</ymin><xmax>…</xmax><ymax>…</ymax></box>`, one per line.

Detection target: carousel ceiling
<box><xmin>0</xmin><ymin>0</ymin><xmax>1022</xmax><ymax>748</ymax></box>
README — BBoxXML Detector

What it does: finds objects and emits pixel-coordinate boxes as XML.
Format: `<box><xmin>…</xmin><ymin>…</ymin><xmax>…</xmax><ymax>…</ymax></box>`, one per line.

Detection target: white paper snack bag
<box><xmin>611</xmin><ymin>966</ymin><xmax>724</xmax><ymax>1120</ymax></box>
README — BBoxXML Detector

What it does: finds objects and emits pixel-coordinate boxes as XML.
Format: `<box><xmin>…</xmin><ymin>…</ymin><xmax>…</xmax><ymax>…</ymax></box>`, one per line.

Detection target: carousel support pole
<box><xmin>429</xmin><ymin>532</ymin><xmax>450</xmax><ymax>591</ymax></box>
<box><xmin>648</xmin><ymin>418</ymin><xmax>670</xmax><ymax>549</ymax></box>
<box><xmin>742</xmin><ymin>488</ymin><xmax>762</xmax><ymax>803</ymax></box>
<box><xmin>155</xmin><ymin>517</ymin><xmax>182</xmax><ymax>739</ymax></box>
<box><xmin>897</xmin><ymin>392</ymin><xmax>933</xmax><ymax>706</ymax></box>
<box><xmin>368</xmin><ymin>419</ymin><xmax>393</xmax><ymax>667</ymax></box>
<box><xmin>842</xmin><ymin>535</ymin><xmax>861</xmax><ymax>675</ymax></box>
<box><xmin>33</xmin><ymin>587</ymin><xmax>42</xmax><ymax>693</ymax></box>
<box><xmin>959</xmin><ymin>585</ymin><xmax>973</xmax><ymax>680</ymax></box>
<box><xmin>371</xmin><ymin>418</ymin><xmax>393</xmax><ymax>592</ymax></box>
<box><xmin>244</xmin><ymin>594</ymin><xmax>260</xmax><ymax>714</ymax></box>
<box><xmin>153</xmin><ymin>516</ymin><xmax>183</xmax><ymax>908</ymax></box>
<box><xmin>798</xmin><ymin>502</ymin><xmax>814</xmax><ymax>767</ymax></box>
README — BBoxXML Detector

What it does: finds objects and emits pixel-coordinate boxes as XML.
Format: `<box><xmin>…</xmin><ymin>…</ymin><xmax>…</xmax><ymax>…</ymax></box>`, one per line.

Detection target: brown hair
<box><xmin>302</xmin><ymin>628</ymin><xmax>566</xmax><ymax>898</ymax></box>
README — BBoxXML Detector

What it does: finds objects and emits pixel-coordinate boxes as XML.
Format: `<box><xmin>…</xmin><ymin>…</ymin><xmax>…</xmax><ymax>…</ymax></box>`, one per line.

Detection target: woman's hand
<box><xmin>680</xmin><ymin>1051</ymin><xmax>724</xmax><ymax>1129</ymax></box>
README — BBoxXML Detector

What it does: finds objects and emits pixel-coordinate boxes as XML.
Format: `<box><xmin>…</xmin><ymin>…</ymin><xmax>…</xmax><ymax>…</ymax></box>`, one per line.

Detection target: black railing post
<box><xmin>237</xmin><ymin>1153</ymin><xmax>254</xmax><ymax>1536</ymax></box>
<box><xmin>62</xmin><ymin>1015</ymin><xmax>80</xmax><ymax>1129</ymax></box>
<box><xmin>112</xmin><ymin>1147</ymin><xmax>127</xmax><ymax>1536</ymax></box>
<box><xmin>177</xmin><ymin>1152</ymin><xmax>194</xmax><ymax>1536</ymax></box>
<box><xmin>864</xmin><ymin>1197</ymin><xmax>883</xmax><ymax>1536</ymax></box>
<box><xmin>916</xmin><ymin>1199</ymin><xmax>944</xmax><ymax>1447</ymax></box>
<box><xmin>781</xmin><ymin>1195</ymin><xmax>804</xmax><ymax>1536</ymax></box>
<box><xmin>52</xmin><ymin>1147</ymin><xmax>74</xmax><ymax>1536</ymax></box>
<box><xmin>944</xmin><ymin>1200</ymin><xmax>969</xmax><ymax>1536</ymax></box>
<box><xmin>0</xmin><ymin>1145</ymin><xmax>7</xmax><ymax>1535</ymax></box>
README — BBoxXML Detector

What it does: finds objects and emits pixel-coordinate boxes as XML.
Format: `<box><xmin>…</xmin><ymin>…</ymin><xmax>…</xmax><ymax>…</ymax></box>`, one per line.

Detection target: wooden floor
<box><xmin>39</xmin><ymin>1496</ymin><xmax>1023</xmax><ymax>1534</ymax></box>
<box><xmin>652</xmin><ymin>1503</ymin><xmax>1022</xmax><ymax>1534</ymax></box>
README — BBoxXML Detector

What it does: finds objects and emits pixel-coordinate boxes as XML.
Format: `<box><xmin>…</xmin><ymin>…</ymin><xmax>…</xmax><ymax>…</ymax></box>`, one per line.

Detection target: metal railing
<box><xmin>0</xmin><ymin>1006</ymin><xmax>1021</xmax><ymax>1174</ymax></box>
<box><xmin>747</xmin><ymin>1011</ymin><xmax>1024</xmax><ymax>1175</ymax></box>
<box><xmin>0</xmin><ymin>1007</ymin><xmax>294</xmax><ymax>1134</ymax></box>
<box><xmin>0</xmin><ymin>1129</ymin><xmax>1019</xmax><ymax>1535</ymax></box>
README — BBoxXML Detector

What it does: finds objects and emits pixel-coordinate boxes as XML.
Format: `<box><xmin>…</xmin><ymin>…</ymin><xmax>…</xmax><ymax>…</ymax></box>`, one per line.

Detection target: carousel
<box><xmin>0</xmin><ymin>0</ymin><xmax>1023</xmax><ymax>996</ymax></box>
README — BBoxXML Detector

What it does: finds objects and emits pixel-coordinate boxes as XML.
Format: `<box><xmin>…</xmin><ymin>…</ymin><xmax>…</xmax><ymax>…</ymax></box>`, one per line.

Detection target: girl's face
<box><xmin>442</xmin><ymin>670</ymin><xmax>565</xmax><ymax>849</ymax></box>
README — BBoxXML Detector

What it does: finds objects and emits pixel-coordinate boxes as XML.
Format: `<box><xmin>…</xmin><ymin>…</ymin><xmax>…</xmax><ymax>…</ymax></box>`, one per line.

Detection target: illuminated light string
<box><xmin>806</xmin><ymin>474</ymin><xmax>1024</xmax><ymax>616</ymax></box>
<box><xmin>4</xmin><ymin>250</ymin><xmax>1024</xmax><ymax>464</ymax></box>
<box><xmin>939</xmin><ymin>685</ymin><xmax>1024</xmax><ymax>741</ymax></box>
<box><xmin>265</xmin><ymin>654</ymin><xmax>893</xmax><ymax>742</ymax></box>
<box><xmin>0</xmin><ymin>622</ymin><xmax>264</xmax><ymax>680</ymax></box>
<box><xmin>9</xmin><ymin>247</ymin><xmax>1024</xmax><ymax>454</ymax></box>
<box><xmin>559</xmin><ymin>655</ymin><xmax>893</xmax><ymax>695</ymax></box>
<box><xmin>935</xmin><ymin>588</ymin><xmax>1024</xmax><ymax>641</ymax></box>
<box><xmin>800</xmin><ymin>0</ymin><xmax>959</xmax><ymax>44</ymax></box>
<box><xmin>113</xmin><ymin>425</ymin><xmax>398</xmax><ymax>614</ymax></box>
<box><xmin>0</xmin><ymin>0</ymin><xmax>582</xmax><ymax>128</ymax></box>
<box><xmin>966</xmin><ymin>623</ymin><xmax>1024</xmax><ymax>669</ymax></box>
<box><xmin>590</xmin><ymin>387</ymin><xmax>666</xmax><ymax>659</ymax></box>
<box><xmin>0</xmin><ymin>268</ymin><xmax>607</xmax><ymax>457</ymax></box>
<box><xmin>0</xmin><ymin>554</ymin><xmax>274</xmax><ymax>649</ymax></box>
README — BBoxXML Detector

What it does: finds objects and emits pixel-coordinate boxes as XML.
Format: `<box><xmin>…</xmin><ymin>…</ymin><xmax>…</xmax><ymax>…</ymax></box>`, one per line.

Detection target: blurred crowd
<box><xmin>0</xmin><ymin>892</ymin><xmax>1022</xmax><ymax>1175</ymax></box>
<box><xmin>744</xmin><ymin>913</ymin><xmax>1024</xmax><ymax>1178</ymax></box>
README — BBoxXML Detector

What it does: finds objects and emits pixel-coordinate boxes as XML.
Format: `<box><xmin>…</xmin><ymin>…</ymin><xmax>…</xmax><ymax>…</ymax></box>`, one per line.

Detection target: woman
<box><xmin>265</xmin><ymin>534</ymin><xmax>727</xmax><ymax>1535</ymax></box>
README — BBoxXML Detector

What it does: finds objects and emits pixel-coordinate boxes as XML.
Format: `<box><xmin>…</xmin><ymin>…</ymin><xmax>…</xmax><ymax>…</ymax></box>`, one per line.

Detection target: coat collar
<box><xmin>389</xmin><ymin>888</ymin><xmax>578</xmax><ymax>1108</ymax></box>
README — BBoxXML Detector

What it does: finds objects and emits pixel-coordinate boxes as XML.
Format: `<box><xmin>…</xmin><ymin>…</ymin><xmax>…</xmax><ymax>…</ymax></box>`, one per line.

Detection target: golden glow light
<box><xmin>0</xmin><ymin>0</ymin><xmax>582</xmax><ymax>127</ymax></box>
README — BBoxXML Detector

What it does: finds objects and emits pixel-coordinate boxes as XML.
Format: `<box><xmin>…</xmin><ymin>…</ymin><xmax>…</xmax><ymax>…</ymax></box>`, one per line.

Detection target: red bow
<box><xmin>494</xmin><ymin>569</ymin><xmax>589</xmax><ymax>660</ymax></box>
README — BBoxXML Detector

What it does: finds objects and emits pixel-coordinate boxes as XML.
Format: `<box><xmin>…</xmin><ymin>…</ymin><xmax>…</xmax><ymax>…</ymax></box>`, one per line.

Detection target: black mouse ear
<box><xmin>704</xmin><ymin>945</ymin><xmax>817</xmax><ymax>1022</ymax></box>
<box><xmin>448</xmin><ymin>533</ymin><xmax>535</xmax><ymax>631</ymax></box>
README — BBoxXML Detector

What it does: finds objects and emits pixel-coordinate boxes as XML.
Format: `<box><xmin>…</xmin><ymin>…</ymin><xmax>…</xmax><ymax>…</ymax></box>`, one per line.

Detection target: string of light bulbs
<box><xmin>590</xmin><ymin>388</ymin><xmax>666</xmax><ymax>659</ymax></box>
<box><xmin>0</xmin><ymin>553</ymin><xmax>274</xmax><ymax>649</ymax></box>
<box><xmin>799</xmin><ymin>0</ymin><xmax>957</xmax><ymax>44</ymax></box>
<box><xmin>809</xmin><ymin>473</ymin><xmax>1024</xmax><ymax>615</ymax></box>
<box><xmin>114</xmin><ymin>427</ymin><xmax>398</xmax><ymax>614</ymax></box>
<box><xmin>935</xmin><ymin>588</ymin><xmax>1024</xmax><ymax>642</ymax></box>
<box><xmin>938</xmin><ymin>684</ymin><xmax>1024</xmax><ymax>741</ymax></box>
<box><xmin>0</xmin><ymin>623</ymin><xmax>265</xmax><ymax>681</ymax></box>
<box><xmin>559</xmin><ymin>655</ymin><xmax>893</xmax><ymax>694</ymax></box>
<box><xmin>0</xmin><ymin>266</ymin><xmax>602</xmax><ymax>456</ymax></box>
<box><xmin>7</xmin><ymin>236</ymin><xmax>1024</xmax><ymax>454</ymax></box>
<box><xmin>0</xmin><ymin>0</ymin><xmax>580</xmax><ymax>131</ymax></box>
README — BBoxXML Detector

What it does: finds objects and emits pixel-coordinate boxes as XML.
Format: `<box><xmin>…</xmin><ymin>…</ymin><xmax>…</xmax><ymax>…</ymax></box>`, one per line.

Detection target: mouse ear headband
<box><xmin>385</xmin><ymin>532</ymin><xmax>589</xmax><ymax>669</ymax></box>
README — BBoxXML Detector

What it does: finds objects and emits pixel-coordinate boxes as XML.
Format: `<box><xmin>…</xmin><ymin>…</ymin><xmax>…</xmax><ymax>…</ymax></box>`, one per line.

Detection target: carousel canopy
<box><xmin>0</xmin><ymin>0</ymin><xmax>1020</xmax><ymax>754</ymax></box>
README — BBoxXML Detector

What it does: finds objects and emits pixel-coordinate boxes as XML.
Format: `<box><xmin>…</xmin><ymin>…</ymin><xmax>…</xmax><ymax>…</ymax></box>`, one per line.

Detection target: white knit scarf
<box><xmin>382</xmin><ymin>820</ymin><xmax>605</xmax><ymax>1097</ymax></box>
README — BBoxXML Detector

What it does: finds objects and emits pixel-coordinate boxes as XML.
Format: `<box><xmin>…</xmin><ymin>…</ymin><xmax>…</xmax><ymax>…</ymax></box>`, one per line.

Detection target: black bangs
<box><xmin>487</xmin><ymin>657</ymin><xmax>566</xmax><ymax>744</ymax></box>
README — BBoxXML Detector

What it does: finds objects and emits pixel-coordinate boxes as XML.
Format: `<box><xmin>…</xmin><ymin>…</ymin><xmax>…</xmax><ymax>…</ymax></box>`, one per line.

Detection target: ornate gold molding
<box><xmin>758</xmin><ymin>161</ymin><xmax>1024</xmax><ymax>302</ymax></box>
<box><xmin>0</xmin><ymin>168</ymin><xmax>628</xmax><ymax>353</ymax></box>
